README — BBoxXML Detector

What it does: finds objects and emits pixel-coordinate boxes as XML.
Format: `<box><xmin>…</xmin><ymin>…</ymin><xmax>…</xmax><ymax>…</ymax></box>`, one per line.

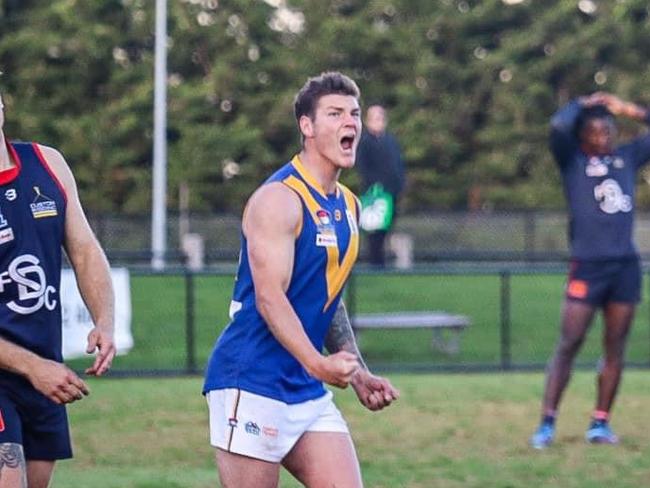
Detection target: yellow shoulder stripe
<box><xmin>324</xmin><ymin>185</ymin><xmax>359</xmax><ymax>310</ymax></box>
<box><xmin>283</xmin><ymin>174</ymin><xmax>359</xmax><ymax>311</ymax></box>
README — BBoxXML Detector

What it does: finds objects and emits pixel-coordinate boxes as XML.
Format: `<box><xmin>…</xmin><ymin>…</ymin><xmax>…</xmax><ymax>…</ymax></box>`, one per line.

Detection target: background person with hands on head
<box><xmin>530</xmin><ymin>91</ymin><xmax>650</xmax><ymax>450</ymax></box>
<box><xmin>0</xmin><ymin>90</ymin><xmax>115</xmax><ymax>487</ymax></box>
<box><xmin>203</xmin><ymin>72</ymin><xmax>398</xmax><ymax>488</ymax></box>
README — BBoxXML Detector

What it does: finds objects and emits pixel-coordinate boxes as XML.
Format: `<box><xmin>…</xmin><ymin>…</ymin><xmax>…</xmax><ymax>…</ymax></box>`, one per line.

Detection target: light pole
<box><xmin>151</xmin><ymin>0</ymin><xmax>168</xmax><ymax>269</ymax></box>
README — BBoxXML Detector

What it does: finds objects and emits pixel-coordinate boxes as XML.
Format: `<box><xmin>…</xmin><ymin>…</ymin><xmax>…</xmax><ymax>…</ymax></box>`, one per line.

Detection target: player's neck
<box><xmin>298</xmin><ymin>150</ymin><xmax>340</xmax><ymax>195</ymax></box>
<box><xmin>580</xmin><ymin>142</ymin><xmax>613</xmax><ymax>156</ymax></box>
<box><xmin>0</xmin><ymin>133</ymin><xmax>13</xmax><ymax>171</ymax></box>
<box><xmin>581</xmin><ymin>148</ymin><xmax>612</xmax><ymax>157</ymax></box>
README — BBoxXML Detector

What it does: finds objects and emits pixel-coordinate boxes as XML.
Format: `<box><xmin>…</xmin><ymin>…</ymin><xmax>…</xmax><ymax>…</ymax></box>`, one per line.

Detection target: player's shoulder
<box><xmin>265</xmin><ymin>159</ymin><xmax>296</xmax><ymax>184</ymax></box>
<box><xmin>33</xmin><ymin>143</ymin><xmax>64</xmax><ymax>159</ymax></box>
<box><xmin>242</xmin><ymin>182</ymin><xmax>303</xmax><ymax>238</ymax></box>
<box><xmin>250</xmin><ymin>181</ymin><xmax>301</xmax><ymax>206</ymax></box>
<box><xmin>33</xmin><ymin>143</ymin><xmax>68</xmax><ymax>170</ymax></box>
<box><xmin>33</xmin><ymin>144</ymin><xmax>75</xmax><ymax>189</ymax></box>
<box><xmin>8</xmin><ymin>140</ymin><xmax>63</xmax><ymax>160</ymax></box>
<box><xmin>244</xmin><ymin>182</ymin><xmax>302</xmax><ymax>226</ymax></box>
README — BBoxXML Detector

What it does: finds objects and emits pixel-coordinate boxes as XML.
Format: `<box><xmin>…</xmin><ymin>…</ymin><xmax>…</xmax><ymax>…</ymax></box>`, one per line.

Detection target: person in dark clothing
<box><xmin>530</xmin><ymin>92</ymin><xmax>650</xmax><ymax>449</ymax></box>
<box><xmin>355</xmin><ymin>104</ymin><xmax>405</xmax><ymax>266</ymax></box>
<box><xmin>0</xmin><ymin>91</ymin><xmax>115</xmax><ymax>487</ymax></box>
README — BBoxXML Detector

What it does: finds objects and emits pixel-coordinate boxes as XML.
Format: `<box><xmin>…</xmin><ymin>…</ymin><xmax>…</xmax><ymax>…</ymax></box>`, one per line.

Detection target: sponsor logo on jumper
<box><xmin>0</xmin><ymin>227</ymin><xmax>14</xmax><ymax>245</ymax></box>
<box><xmin>0</xmin><ymin>209</ymin><xmax>7</xmax><ymax>228</ymax></box>
<box><xmin>0</xmin><ymin>409</ymin><xmax>4</xmax><ymax>432</ymax></box>
<box><xmin>315</xmin><ymin>208</ymin><xmax>338</xmax><ymax>246</ymax></box>
<box><xmin>4</xmin><ymin>189</ymin><xmax>16</xmax><ymax>201</ymax></box>
<box><xmin>613</xmin><ymin>157</ymin><xmax>624</xmax><ymax>169</ymax></box>
<box><xmin>316</xmin><ymin>209</ymin><xmax>336</xmax><ymax>233</ymax></box>
<box><xmin>30</xmin><ymin>186</ymin><xmax>58</xmax><ymax>219</ymax></box>
<box><xmin>567</xmin><ymin>280</ymin><xmax>588</xmax><ymax>299</ymax></box>
<box><xmin>228</xmin><ymin>417</ymin><xmax>238</xmax><ymax>428</ymax></box>
<box><xmin>245</xmin><ymin>421</ymin><xmax>260</xmax><ymax>436</ymax></box>
<box><xmin>316</xmin><ymin>233</ymin><xmax>338</xmax><ymax>247</ymax></box>
<box><xmin>316</xmin><ymin>209</ymin><xmax>332</xmax><ymax>226</ymax></box>
<box><xmin>0</xmin><ymin>254</ymin><xmax>57</xmax><ymax>314</ymax></box>
<box><xmin>594</xmin><ymin>179</ymin><xmax>632</xmax><ymax>214</ymax></box>
<box><xmin>585</xmin><ymin>157</ymin><xmax>608</xmax><ymax>177</ymax></box>
<box><xmin>263</xmin><ymin>426</ymin><xmax>279</xmax><ymax>438</ymax></box>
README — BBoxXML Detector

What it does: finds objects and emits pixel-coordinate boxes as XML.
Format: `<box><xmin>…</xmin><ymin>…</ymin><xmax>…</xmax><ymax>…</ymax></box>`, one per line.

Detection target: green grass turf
<box><xmin>66</xmin><ymin>271</ymin><xmax>650</xmax><ymax>372</ymax></box>
<box><xmin>52</xmin><ymin>372</ymin><xmax>650</xmax><ymax>487</ymax></box>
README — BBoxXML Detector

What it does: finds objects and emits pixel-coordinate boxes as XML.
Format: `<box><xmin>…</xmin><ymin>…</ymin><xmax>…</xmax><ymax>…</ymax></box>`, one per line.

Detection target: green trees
<box><xmin>2</xmin><ymin>0</ymin><xmax>650</xmax><ymax>213</ymax></box>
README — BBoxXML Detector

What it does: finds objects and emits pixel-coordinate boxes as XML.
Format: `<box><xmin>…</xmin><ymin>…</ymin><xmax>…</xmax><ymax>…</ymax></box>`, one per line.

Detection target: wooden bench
<box><xmin>352</xmin><ymin>311</ymin><xmax>471</xmax><ymax>355</ymax></box>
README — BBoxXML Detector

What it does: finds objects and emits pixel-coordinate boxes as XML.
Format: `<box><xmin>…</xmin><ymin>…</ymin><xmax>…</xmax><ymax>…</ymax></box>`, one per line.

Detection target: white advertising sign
<box><xmin>61</xmin><ymin>268</ymin><xmax>134</xmax><ymax>360</ymax></box>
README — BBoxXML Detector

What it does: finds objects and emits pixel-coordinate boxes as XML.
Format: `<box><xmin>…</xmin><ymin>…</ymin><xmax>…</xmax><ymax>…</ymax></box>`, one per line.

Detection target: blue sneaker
<box><xmin>530</xmin><ymin>422</ymin><xmax>555</xmax><ymax>449</ymax></box>
<box><xmin>585</xmin><ymin>420</ymin><xmax>619</xmax><ymax>444</ymax></box>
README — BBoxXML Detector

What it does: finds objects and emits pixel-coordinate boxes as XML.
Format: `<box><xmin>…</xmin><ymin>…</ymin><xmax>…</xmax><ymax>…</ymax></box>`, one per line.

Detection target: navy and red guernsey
<box><xmin>550</xmin><ymin>100</ymin><xmax>650</xmax><ymax>260</ymax></box>
<box><xmin>0</xmin><ymin>141</ymin><xmax>67</xmax><ymax>372</ymax></box>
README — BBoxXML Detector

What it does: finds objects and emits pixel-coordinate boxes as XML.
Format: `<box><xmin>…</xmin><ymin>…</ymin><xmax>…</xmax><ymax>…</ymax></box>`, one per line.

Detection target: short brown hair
<box><xmin>293</xmin><ymin>72</ymin><xmax>360</xmax><ymax>123</ymax></box>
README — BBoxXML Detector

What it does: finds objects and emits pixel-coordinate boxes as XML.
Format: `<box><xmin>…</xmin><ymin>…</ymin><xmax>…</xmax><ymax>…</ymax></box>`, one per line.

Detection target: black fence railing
<box><xmin>77</xmin><ymin>264</ymin><xmax>650</xmax><ymax>377</ymax></box>
<box><xmin>86</xmin><ymin>210</ymin><xmax>650</xmax><ymax>267</ymax></box>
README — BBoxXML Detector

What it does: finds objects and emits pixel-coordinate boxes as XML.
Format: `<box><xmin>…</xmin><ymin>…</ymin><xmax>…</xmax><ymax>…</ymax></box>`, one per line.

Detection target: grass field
<box><xmin>66</xmin><ymin>271</ymin><xmax>650</xmax><ymax>373</ymax></box>
<box><xmin>52</xmin><ymin>371</ymin><xmax>650</xmax><ymax>488</ymax></box>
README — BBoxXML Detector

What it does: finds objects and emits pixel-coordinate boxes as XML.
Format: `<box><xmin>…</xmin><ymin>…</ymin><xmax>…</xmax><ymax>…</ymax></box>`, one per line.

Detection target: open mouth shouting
<box><xmin>340</xmin><ymin>133</ymin><xmax>356</xmax><ymax>154</ymax></box>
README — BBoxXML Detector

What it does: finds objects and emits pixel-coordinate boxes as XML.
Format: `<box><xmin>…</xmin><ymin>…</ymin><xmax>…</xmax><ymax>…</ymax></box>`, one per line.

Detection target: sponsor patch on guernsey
<box><xmin>316</xmin><ymin>233</ymin><xmax>338</xmax><ymax>247</ymax></box>
<box><xmin>567</xmin><ymin>279</ymin><xmax>588</xmax><ymax>299</ymax></box>
<box><xmin>30</xmin><ymin>201</ymin><xmax>58</xmax><ymax>219</ymax></box>
<box><xmin>0</xmin><ymin>227</ymin><xmax>14</xmax><ymax>245</ymax></box>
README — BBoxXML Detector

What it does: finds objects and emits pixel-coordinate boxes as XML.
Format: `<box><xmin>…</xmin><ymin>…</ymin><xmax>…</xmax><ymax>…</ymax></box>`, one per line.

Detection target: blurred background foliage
<box><xmin>1</xmin><ymin>0</ymin><xmax>650</xmax><ymax>214</ymax></box>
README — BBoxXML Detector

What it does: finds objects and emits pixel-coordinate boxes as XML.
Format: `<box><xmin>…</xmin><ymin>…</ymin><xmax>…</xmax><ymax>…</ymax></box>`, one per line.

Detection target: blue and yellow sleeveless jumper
<box><xmin>203</xmin><ymin>156</ymin><xmax>359</xmax><ymax>404</ymax></box>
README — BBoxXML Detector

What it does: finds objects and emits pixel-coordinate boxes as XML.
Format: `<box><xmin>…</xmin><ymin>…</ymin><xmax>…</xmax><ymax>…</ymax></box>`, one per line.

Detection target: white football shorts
<box><xmin>206</xmin><ymin>388</ymin><xmax>349</xmax><ymax>462</ymax></box>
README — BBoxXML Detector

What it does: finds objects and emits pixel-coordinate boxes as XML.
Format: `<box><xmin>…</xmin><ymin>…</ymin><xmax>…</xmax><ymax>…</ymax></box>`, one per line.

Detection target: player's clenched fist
<box><xmin>309</xmin><ymin>351</ymin><xmax>359</xmax><ymax>388</ymax></box>
<box><xmin>351</xmin><ymin>369</ymin><xmax>399</xmax><ymax>411</ymax></box>
<box><xmin>27</xmin><ymin>358</ymin><xmax>89</xmax><ymax>405</ymax></box>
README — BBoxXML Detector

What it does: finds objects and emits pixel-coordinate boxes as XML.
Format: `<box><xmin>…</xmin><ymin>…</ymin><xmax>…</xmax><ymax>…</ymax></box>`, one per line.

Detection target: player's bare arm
<box><xmin>325</xmin><ymin>301</ymin><xmax>399</xmax><ymax>410</ymax></box>
<box><xmin>245</xmin><ymin>182</ymin><xmax>359</xmax><ymax>388</ymax></box>
<box><xmin>324</xmin><ymin>300</ymin><xmax>367</xmax><ymax>370</ymax></box>
<box><xmin>38</xmin><ymin>145</ymin><xmax>116</xmax><ymax>376</ymax></box>
<box><xmin>0</xmin><ymin>337</ymin><xmax>89</xmax><ymax>404</ymax></box>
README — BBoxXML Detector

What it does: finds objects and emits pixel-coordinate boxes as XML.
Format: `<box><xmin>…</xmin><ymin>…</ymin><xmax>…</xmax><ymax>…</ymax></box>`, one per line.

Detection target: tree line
<box><xmin>2</xmin><ymin>0</ymin><xmax>650</xmax><ymax>214</ymax></box>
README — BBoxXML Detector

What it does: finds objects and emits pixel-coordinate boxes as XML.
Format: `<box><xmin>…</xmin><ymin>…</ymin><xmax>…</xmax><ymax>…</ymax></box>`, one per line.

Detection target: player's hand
<box><xmin>350</xmin><ymin>369</ymin><xmax>399</xmax><ymax>411</ymax></box>
<box><xmin>310</xmin><ymin>351</ymin><xmax>359</xmax><ymax>388</ymax></box>
<box><xmin>585</xmin><ymin>92</ymin><xmax>627</xmax><ymax>115</ymax></box>
<box><xmin>85</xmin><ymin>326</ymin><xmax>116</xmax><ymax>376</ymax></box>
<box><xmin>28</xmin><ymin>358</ymin><xmax>90</xmax><ymax>405</ymax></box>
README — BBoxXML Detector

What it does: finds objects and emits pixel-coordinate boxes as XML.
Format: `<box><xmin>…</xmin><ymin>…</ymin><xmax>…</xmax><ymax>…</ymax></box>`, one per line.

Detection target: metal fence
<box><xmin>80</xmin><ymin>210</ymin><xmax>650</xmax><ymax>375</ymax></box>
<box><xmin>88</xmin><ymin>210</ymin><xmax>650</xmax><ymax>266</ymax></box>
<box><xmin>88</xmin><ymin>265</ymin><xmax>650</xmax><ymax>377</ymax></box>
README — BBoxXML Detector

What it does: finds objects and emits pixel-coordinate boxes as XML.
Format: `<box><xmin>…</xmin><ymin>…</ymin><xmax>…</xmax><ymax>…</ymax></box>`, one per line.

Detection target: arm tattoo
<box><xmin>325</xmin><ymin>301</ymin><xmax>367</xmax><ymax>370</ymax></box>
<box><xmin>0</xmin><ymin>443</ymin><xmax>27</xmax><ymax>487</ymax></box>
